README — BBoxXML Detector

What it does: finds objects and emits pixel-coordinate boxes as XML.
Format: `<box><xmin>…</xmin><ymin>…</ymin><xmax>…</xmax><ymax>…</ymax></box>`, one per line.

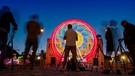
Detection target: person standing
<box><xmin>105</xmin><ymin>20</ymin><xmax>122</xmax><ymax>74</ymax></box>
<box><xmin>23</xmin><ymin>14</ymin><xmax>42</xmax><ymax>70</ymax></box>
<box><xmin>104</xmin><ymin>27</ymin><xmax>114</xmax><ymax>73</ymax></box>
<box><xmin>39</xmin><ymin>50</ymin><xmax>46</xmax><ymax>67</ymax></box>
<box><xmin>0</xmin><ymin>6</ymin><xmax>18</xmax><ymax>70</ymax></box>
<box><xmin>121</xmin><ymin>20</ymin><xmax>135</xmax><ymax>75</ymax></box>
<box><xmin>105</xmin><ymin>27</ymin><xmax>114</xmax><ymax>56</ymax></box>
<box><xmin>61</xmin><ymin>24</ymin><xmax>79</xmax><ymax>72</ymax></box>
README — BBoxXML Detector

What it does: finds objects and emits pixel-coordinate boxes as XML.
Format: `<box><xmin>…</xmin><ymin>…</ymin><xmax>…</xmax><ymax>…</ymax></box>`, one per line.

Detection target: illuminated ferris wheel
<box><xmin>51</xmin><ymin>19</ymin><xmax>97</xmax><ymax>62</ymax></box>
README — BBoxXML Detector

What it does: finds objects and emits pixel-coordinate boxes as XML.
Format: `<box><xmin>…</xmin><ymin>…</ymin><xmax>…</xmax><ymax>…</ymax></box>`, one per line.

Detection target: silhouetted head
<box><xmin>1</xmin><ymin>6</ymin><xmax>10</xmax><ymax>12</ymax></box>
<box><xmin>121</xmin><ymin>20</ymin><xmax>128</xmax><ymax>27</ymax></box>
<box><xmin>109</xmin><ymin>20</ymin><xmax>117</xmax><ymax>26</ymax></box>
<box><xmin>41</xmin><ymin>50</ymin><xmax>44</xmax><ymax>53</ymax></box>
<box><xmin>67</xmin><ymin>24</ymin><xmax>72</xmax><ymax>29</ymax></box>
<box><xmin>29</xmin><ymin>14</ymin><xmax>39</xmax><ymax>21</ymax></box>
<box><xmin>30</xmin><ymin>14</ymin><xmax>39</xmax><ymax>20</ymax></box>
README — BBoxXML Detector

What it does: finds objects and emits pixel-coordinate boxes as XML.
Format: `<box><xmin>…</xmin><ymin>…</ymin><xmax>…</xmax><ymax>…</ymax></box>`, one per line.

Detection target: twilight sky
<box><xmin>0</xmin><ymin>0</ymin><xmax>135</xmax><ymax>54</ymax></box>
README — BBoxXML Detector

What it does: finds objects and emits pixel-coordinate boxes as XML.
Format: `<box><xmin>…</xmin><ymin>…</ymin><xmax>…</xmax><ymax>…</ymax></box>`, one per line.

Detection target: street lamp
<box><xmin>121</xmin><ymin>55</ymin><xmax>126</xmax><ymax>74</ymax></box>
<box><xmin>37</xmin><ymin>56</ymin><xmax>41</xmax><ymax>60</ymax></box>
<box><xmin>121</xmin><ymin>55</ymin><xmax>126</xmax><ymax>60</ymax></box>
<box><xmin>40</xmin><ymin>28</ymin><xmax>44</xmax><ymax>33</ymax></box>
<box><xmin>31</xmin><ymin>50</ymin><xmax>33</xmax><ymax>53</ymax></box>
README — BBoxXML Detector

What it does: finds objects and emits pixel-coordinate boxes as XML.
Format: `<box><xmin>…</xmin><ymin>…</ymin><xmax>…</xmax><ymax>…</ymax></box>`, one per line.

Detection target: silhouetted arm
<box><xmin>10</xmin><ymin>12</ymin><xmax>18</xmax><ymax>30</ymax></box>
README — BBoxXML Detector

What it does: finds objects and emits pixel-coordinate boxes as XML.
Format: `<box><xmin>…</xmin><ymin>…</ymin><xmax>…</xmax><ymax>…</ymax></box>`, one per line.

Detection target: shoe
<box><xmin>29</xmin><ymin>64</ymin><xmax>34</xmax><ymax>70</ymax></box>
<box><xmin>76</xmin><ymin>68</ymin><xmax>80</xmax><ymax>72</ymax></box>
<box><xmin>128</xmin><ymin>70</ymin><xmax>135</xmax><ymax>75</ymax></box>
<box><xmin>103</xmin><ymin>69</ymin><xmax>110</xmax><ymax>74</ymax></box>
<box><xmin>2</xmin><ymin>67</ymin><xmax>8</xmax><ymax>69</ymax></box>
<box><xmin>0</xmin><ymin>68</ymin><xmax>3</xmax><ymax>71</ymax></box>
<box><xmin>30</xmin><ymin>65</ymin><xmax>34</xmax><ymax>70</ymax></box>
<box><xmin>60</xmin><ymin>68</ymin><xmax>66</xmax><ymax>72</ymax></box>
<box><xmin>116</xmin><ymin>70</ymin><xmax>121</xmax><ymax>75</ymax></box>
<box><xmin>0</xmin><ymin>65</ymin><xmax>8</xmax><ymax>69</ymax></box>
<box><xmin>30</xmin><ymin>67</ymin><xmax>33</xmax><ymax>70</ymax></box>
<box><xmin>0</xmin><ymin>62</ymin><xmax>7</xmax><ymax>69</ymax></box>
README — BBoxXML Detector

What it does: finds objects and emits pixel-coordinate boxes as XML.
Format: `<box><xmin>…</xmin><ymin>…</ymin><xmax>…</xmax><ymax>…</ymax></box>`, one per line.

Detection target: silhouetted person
<box><xmin>105</xmin><ymin>27</ymin><xmax>114</xmax><ymax>56</ymax></box>
<box><xmin>0</xmin><ymin>6</ymin><xmax>18</xmax><ymax>70</ymax></box>
<box><xmin>61</xmin><ymin>24</ymin><xmax>79</xmax><ymax>72</ymax></box>
<box><xmin>104</xmin><ymin>27</ymin><xmax>115</xmax><ymax>74</ymax></box>
<box><xmin>121</xmin><ymin>20</ymin><xmax>135</xmax><ymax>75</ymax></box>
<box><xmin>105</xmin><ymin>20</ymin><xmax>122</xmax><ymax>74</ymax></box>
<box><xmin>23</xmin><ymin>14</ymin><xmax>42</xmax><ymax>70</ymax></box>
<box><xmin>39</xmin><ymin>50</ymin><xmax>46</xmax><ymax>67</ymax></box>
